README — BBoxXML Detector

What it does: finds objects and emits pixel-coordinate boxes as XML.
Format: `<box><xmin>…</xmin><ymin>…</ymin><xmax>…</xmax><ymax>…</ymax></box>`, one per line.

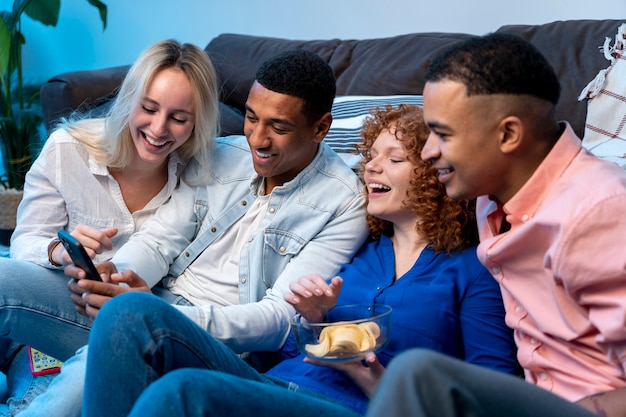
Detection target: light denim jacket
<box><xmin>112</xmin><ymin>135</ymin><xmax>368</xmax><ymax>352</ymax></box>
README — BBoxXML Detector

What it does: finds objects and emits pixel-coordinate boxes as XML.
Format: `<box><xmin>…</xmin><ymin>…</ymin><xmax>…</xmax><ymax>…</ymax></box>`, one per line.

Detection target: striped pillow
<box><xmin>326</xmin><ymin>95</ymin><xmax>424</xmax><ymax>169</ymax></box>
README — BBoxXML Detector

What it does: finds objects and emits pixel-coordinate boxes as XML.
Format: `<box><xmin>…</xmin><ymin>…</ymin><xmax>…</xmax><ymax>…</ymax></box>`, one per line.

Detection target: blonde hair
<box><xmin>60</xmin><ymin>39</ymin><xmax>220</xmax><ymax>169</ymax></box>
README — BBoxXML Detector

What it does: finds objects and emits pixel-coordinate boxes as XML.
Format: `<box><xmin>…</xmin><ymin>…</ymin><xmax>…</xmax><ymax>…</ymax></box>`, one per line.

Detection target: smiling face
<box><xmin>420</xmin><ymin>80</ymin><xmax>508</xmax><ymax>202</ymax></box>
<box><xmin>364</xmin><ymin>126</ymin><xmax>417</xmax><ymax>226</ymax></box>
<box><xmin>128</xmin><ymin>67</ymin><xmax>196</xmax><ymax>168</ymax></box>
<box><xmin>244</xmin><ymin>81</ymin><xmax>330</xmax><ymax>193</ymax></box>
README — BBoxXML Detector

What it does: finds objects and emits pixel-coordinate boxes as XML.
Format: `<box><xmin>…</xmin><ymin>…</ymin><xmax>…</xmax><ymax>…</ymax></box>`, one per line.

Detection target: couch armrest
<box><xmin>40</xmin><ymin>65</ymin><xmax>130</xmax><ymax>132</ymax></box>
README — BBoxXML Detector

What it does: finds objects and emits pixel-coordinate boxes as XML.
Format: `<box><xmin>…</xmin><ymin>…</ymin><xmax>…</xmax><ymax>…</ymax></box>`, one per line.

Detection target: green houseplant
<box><xmin>0</xmin><ymin>0</ymin><xmax>107</xmax><ymax>244</ymax></box>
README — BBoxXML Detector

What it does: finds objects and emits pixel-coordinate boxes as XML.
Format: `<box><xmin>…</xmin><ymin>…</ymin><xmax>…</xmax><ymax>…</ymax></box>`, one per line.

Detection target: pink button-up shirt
<box><xmin>477</xmin><ymin>123</ymin><xmax>626</xmax><ymax>402</ymax></box>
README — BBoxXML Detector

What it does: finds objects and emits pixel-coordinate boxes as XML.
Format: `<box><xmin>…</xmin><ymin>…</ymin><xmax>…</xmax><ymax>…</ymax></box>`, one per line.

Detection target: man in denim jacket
<box><xmin>21</xmin><ymin>50</ymin><xmax>368</xmax><ymax>416</ymax></box>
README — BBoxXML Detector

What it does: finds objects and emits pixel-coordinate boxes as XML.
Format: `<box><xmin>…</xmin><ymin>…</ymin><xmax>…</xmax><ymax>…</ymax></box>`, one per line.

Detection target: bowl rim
<box><xmin>289</xmin><ymin>303</ymin><xmax>392</xmax><ymax>327</ymax></box>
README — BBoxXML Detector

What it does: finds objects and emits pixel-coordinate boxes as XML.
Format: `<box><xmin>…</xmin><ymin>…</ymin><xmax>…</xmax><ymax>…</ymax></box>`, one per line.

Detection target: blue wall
<box><xmin>0</xmin><ymin>0</ymin><xmax>624</xmax><ymax>178</ymax></box>
<box><xmin>5</xmin><ymin>0</ymin><xmax>625</xmax><ymax>84</ymax></box>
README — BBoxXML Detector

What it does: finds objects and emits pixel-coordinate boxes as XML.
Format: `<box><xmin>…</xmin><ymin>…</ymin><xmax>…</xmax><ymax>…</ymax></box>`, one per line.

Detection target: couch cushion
<box><xmin>331</xmin><ymin>33</ymin><xmax>475</xmax><ymax>96</ymax></box>
<box><xmin>205</xmin><ymin>34</ymin><xmax>341</xmax><ymax>114</ymax></box>
<box><xmin>205</xmin><ymin>33</ymin><xmax>473</xmax><ymax>114</ymax></box>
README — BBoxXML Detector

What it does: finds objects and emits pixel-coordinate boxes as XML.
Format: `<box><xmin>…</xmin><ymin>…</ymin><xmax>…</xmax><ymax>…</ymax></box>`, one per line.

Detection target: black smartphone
<box><xmin>57</xmin><ymin>230</ymin><xmax>102</xmax><ymax>281</ymax></box>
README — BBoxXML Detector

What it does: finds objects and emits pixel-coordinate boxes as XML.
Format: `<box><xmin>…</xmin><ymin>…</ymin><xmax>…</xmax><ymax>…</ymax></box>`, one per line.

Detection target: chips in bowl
<box><xmin>290</xmin><ymin>304</ymin><xmax>392</xmax><ymax>362</ymax></box>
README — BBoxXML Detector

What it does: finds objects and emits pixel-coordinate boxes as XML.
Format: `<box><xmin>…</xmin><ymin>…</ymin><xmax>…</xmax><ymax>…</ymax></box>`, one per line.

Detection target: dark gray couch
<box><xmin>41</xmin><ymin>19</ymin><xmax>625</xmax><ymax>140</ymax></box>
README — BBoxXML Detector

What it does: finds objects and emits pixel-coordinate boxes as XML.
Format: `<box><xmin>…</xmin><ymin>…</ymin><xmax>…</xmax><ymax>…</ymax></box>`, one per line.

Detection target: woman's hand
<box><xmin>305</xmin><ymin>352</ymin><xmax>385</xmax><ymax>398</ymax></box>
<box><xmin>284</xmin><ymin>274</ymin><xmax>343</xmax><ymax>323</ymax></box>
<box><xmin>52</xmin><ymin>225</ymin><xmax>118</xmax><ymax>266</ymax></box>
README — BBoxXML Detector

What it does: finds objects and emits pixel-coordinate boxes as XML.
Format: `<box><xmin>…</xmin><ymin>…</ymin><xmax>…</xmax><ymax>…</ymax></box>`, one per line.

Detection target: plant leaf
<box><xmin>23</xmin><ymin>0</ymin><xmax>61</xmax><ymax>27</ymax></box>
<box><xmin>86</xmin><ymin>0</ymin><xmax>107</xmax><ymax>30</ymax></box>
<box><xmin>0</xmin><ymin>18</ymin><xmax>10</xmax><ymax>77</ymax></box>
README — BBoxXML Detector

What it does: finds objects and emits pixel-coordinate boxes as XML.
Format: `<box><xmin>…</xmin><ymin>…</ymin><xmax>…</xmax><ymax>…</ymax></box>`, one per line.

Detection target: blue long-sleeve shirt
<box><xmin>267</xmin><ymin>235</ymin><xmax>518</xmax><ymax>415</ymax></box>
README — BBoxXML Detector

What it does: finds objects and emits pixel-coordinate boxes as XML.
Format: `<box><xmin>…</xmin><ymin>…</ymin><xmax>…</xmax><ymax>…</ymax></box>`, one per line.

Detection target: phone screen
<box><xmin>57</xmin><ymin>230</ymin><xmax>102</xmax><ymax>281</ymax></box>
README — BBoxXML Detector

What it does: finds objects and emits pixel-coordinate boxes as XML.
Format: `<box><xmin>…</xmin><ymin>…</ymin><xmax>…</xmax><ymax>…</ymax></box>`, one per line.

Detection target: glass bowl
<box><xmin>290</xmin><ymin>303</ymin><xmax>392</xmax><ymax>362</ymax></box>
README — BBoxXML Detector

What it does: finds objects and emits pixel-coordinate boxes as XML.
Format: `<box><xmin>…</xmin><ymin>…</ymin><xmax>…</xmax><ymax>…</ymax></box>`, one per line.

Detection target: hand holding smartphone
<box><xmin>57</xmin><ymin>229</ymin><xmax>102</xmax><ymax>281</ymax></box>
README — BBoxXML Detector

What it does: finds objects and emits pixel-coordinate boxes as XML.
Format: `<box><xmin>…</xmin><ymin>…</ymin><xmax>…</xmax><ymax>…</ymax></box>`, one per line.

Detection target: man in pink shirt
<box><xmin>366</xmin><ymin>33</ymin><xmax>626</xmax><ymax>417</ymax></box>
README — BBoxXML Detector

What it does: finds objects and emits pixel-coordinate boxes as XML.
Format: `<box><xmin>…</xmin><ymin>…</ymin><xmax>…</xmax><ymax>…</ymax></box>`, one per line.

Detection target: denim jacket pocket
<box><xmin>264</xmin><ymin>229</ymin><xmax>306</xmax><ymax>257</ymax></box>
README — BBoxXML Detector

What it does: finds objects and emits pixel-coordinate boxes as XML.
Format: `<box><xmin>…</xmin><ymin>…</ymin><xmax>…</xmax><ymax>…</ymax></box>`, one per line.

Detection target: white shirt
<box><xmin>167</xmin><ymin>189</ymin><xmax>270</xmax><ymax>307</ymax></box>
<box><xmin>10</xmin><ymin>120</ymin><xmax>184</xmax><ymax>266</ymax></box>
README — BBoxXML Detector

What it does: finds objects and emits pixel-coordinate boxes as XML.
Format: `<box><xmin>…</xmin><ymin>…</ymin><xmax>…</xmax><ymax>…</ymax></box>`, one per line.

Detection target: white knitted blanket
<box><xmin>579</xmin><ymin>23</ymin><xmax>626</xmax><ymax>168</ymax></box>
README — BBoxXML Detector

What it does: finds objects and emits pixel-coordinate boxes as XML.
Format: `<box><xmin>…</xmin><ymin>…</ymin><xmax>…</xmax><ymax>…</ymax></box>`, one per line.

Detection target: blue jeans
<box><xmin>16</xmin><ymin>286</ymin><xmax>192</xmax><ymax>417</ymax></box>
<box><xmin>0</xmin><ymin>257</ymin><xmax>93</xmax><ymax>416</ymax></box>
<box><xmin>366</xmin><ymin>349</ymin><xmax>598</xmax><ymax>417</ymax></box>
<box><xmin>83</xmin><ymin>292</ymin><xmax>359</xmax><ymax>417</ymax></box>
<box><xmin>128</xmin><ymin>368</ymin><xmax>360</xmax><ymax>417</ymax></box>
<box><xmin>0</xmin><ymin>258</ymin><xmax>92</xmax><ymax>366</ymax></box>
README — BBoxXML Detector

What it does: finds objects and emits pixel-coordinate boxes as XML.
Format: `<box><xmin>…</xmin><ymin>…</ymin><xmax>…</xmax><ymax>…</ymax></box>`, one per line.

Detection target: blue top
<box><xmin>266</xmin><ymin>235</ymin><xmax>519</xmax><ymax>415</ymax></box>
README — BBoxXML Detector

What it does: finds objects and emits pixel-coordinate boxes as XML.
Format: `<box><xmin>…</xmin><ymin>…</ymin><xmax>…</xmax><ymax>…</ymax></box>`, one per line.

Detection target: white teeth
<box><xmin>438</xmin><ymin>169</ymin><xmax>451</xmax><ymax>175</ymax></box>
<box><xmin>256</xmin><ymin>150</ymin><xmax>272</xmax><ymax>158</ymax></box>
<box><xmin>143</xmin><ymin>133</ymin><xmax>168</xmax><ymax>147</ymax></box>
<box><xmin>369</xmin><ymin>183</ymin><xmax>391</xmax><ymax>191</ymax></box>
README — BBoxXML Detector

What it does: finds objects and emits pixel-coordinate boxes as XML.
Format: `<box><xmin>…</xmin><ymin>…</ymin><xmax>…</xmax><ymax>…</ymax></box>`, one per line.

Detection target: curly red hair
<box><xmin>355</xmin><ymin>104</ymin><xmax>478</xmax><ymax>253</ymax></box>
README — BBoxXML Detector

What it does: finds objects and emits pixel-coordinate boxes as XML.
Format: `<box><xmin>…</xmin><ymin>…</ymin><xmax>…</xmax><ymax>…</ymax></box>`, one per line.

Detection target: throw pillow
<box><xmin>326</xmin><ymin>95</ymin><xmax>424</xmax><ymax>169</ymax></box>
<box><xmin>578</xmin><ymin>23</ymin><xmax>626</xmax><ymax>168</ymax></box>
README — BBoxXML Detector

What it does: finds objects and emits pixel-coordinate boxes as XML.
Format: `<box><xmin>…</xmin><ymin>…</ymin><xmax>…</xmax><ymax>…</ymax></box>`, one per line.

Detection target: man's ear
<box><xmin>313</xmin><ymin>112</ymin><xmax>333</xmax><ymax>143</ymax></box>
<box><xmin>498</xmin><ymin>116</ymin><xmax>523</xmax><ymax>154</ymax></box>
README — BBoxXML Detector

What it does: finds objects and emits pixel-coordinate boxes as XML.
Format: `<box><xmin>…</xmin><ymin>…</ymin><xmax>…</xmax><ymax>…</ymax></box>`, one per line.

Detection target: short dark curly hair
<box><xmin>255</xmin><ymin>49</ymin><xmax>336</xmax><ymax>123</ymax></box>
<box><xmin>356</xmin><ymin>104</ymin><xmax>479</xmax><ymax>253</ymax></box>
<box><xmin>425</xmin><ymin>33</ymin><xmax>560</xmax><ymax>105</ymax></box>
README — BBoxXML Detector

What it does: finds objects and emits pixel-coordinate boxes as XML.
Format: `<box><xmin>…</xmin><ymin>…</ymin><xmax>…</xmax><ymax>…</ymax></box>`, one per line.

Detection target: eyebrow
<box><xmin>426</xmin><ymin>121</ymin><xmax>450</xmax><ymax>131</ymax></box>
<box><xmin>143</xmin><ymin>97</ymin><xmax>193</xmax><ymax>116</ymax></box>
<box><xmin>244</xmin><ymin>104</ymin><xmax>298</xmax><ymax>128</ymax></box>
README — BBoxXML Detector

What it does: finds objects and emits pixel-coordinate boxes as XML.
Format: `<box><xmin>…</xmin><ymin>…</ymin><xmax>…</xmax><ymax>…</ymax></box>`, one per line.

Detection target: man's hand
<box><xmin>575</xmin><ymin>387</ymin><xmax>626</xmax><ymax>417</ymax></box>
<box><xmin>284</xmin><ymin>274</ymin><xmax>342</xmax><ymax>323</ymax></box>
<box><xmin>65</xmin><ymin>260</ymin><xmax>118</xmax><ymax>315</ymax></box>
<box><xmin>66</xmin><ymin>261</ymin><xmax>151</xmax><ymax>319</ymax></box>
<box><xmin>304</xmin><ymin>352</ymin><xmax>385</xmax><ymax>397</ymax></box>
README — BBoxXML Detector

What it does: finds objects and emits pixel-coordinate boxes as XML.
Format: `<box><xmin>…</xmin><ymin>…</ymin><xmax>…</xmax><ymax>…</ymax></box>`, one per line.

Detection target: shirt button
<box><xmin>522</xmin><ymin>214</ymin><xmax>529</xmax><ymax>221</ymax></box>
<box><xmin>241</xmin><ymin>277</ymin><xmax>247</xmax><ymax>284</ymax></box>
<box><xmin>248</xmin><ymin>237</ymin><xmax>253</xmax><ymax>242</ymax></box>
<box><xmin>279</xmin><ymin>246</ymin><xmax>286</xmax><ymax>253</ymax></box>
<box><xmin>211</xmin><ymin>227</ymin><xmax>217</xmax><ymax>233</ymax></box>
<box><xmin>491</xmin><ymin>266</ymin><xmax>500</xmax><ymax>274</ymax></box>
<box><xmin>269</xmin><ymin>207</ymin><xmax>275</xmax><ymax>213</ymax></box>
<box><xmin>530</xmin><ymin>337</ymin><xmax>537</xmax><ymax>344</ymax></box>
<box><xmin>539</xmin><ymin>372</ymin><xmax>548</xmax><ymax>381</ymax></box>
<box><xmin>515</xmin><ymin>306</ymin><xmax>524</xmax><ymax>313</ymax></box>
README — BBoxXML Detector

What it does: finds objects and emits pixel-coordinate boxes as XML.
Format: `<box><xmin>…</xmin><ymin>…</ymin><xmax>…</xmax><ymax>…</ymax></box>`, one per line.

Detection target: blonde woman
<box><xmin>0</xmin><ymin>39</ymin><xmax>219</xmax><ymax>415</ymax></box>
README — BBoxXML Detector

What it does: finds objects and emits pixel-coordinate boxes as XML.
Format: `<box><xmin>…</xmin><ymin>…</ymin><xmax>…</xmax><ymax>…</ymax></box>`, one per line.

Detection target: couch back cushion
<box><xmin>204</xmin><ymin>32</ymin><xmax>472</xmax><ymax>107</ymax></box>
<box><xmin>206</xmin><ymin>20</ymin><xmax>626</xmax><ymax>139</ymax></box>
